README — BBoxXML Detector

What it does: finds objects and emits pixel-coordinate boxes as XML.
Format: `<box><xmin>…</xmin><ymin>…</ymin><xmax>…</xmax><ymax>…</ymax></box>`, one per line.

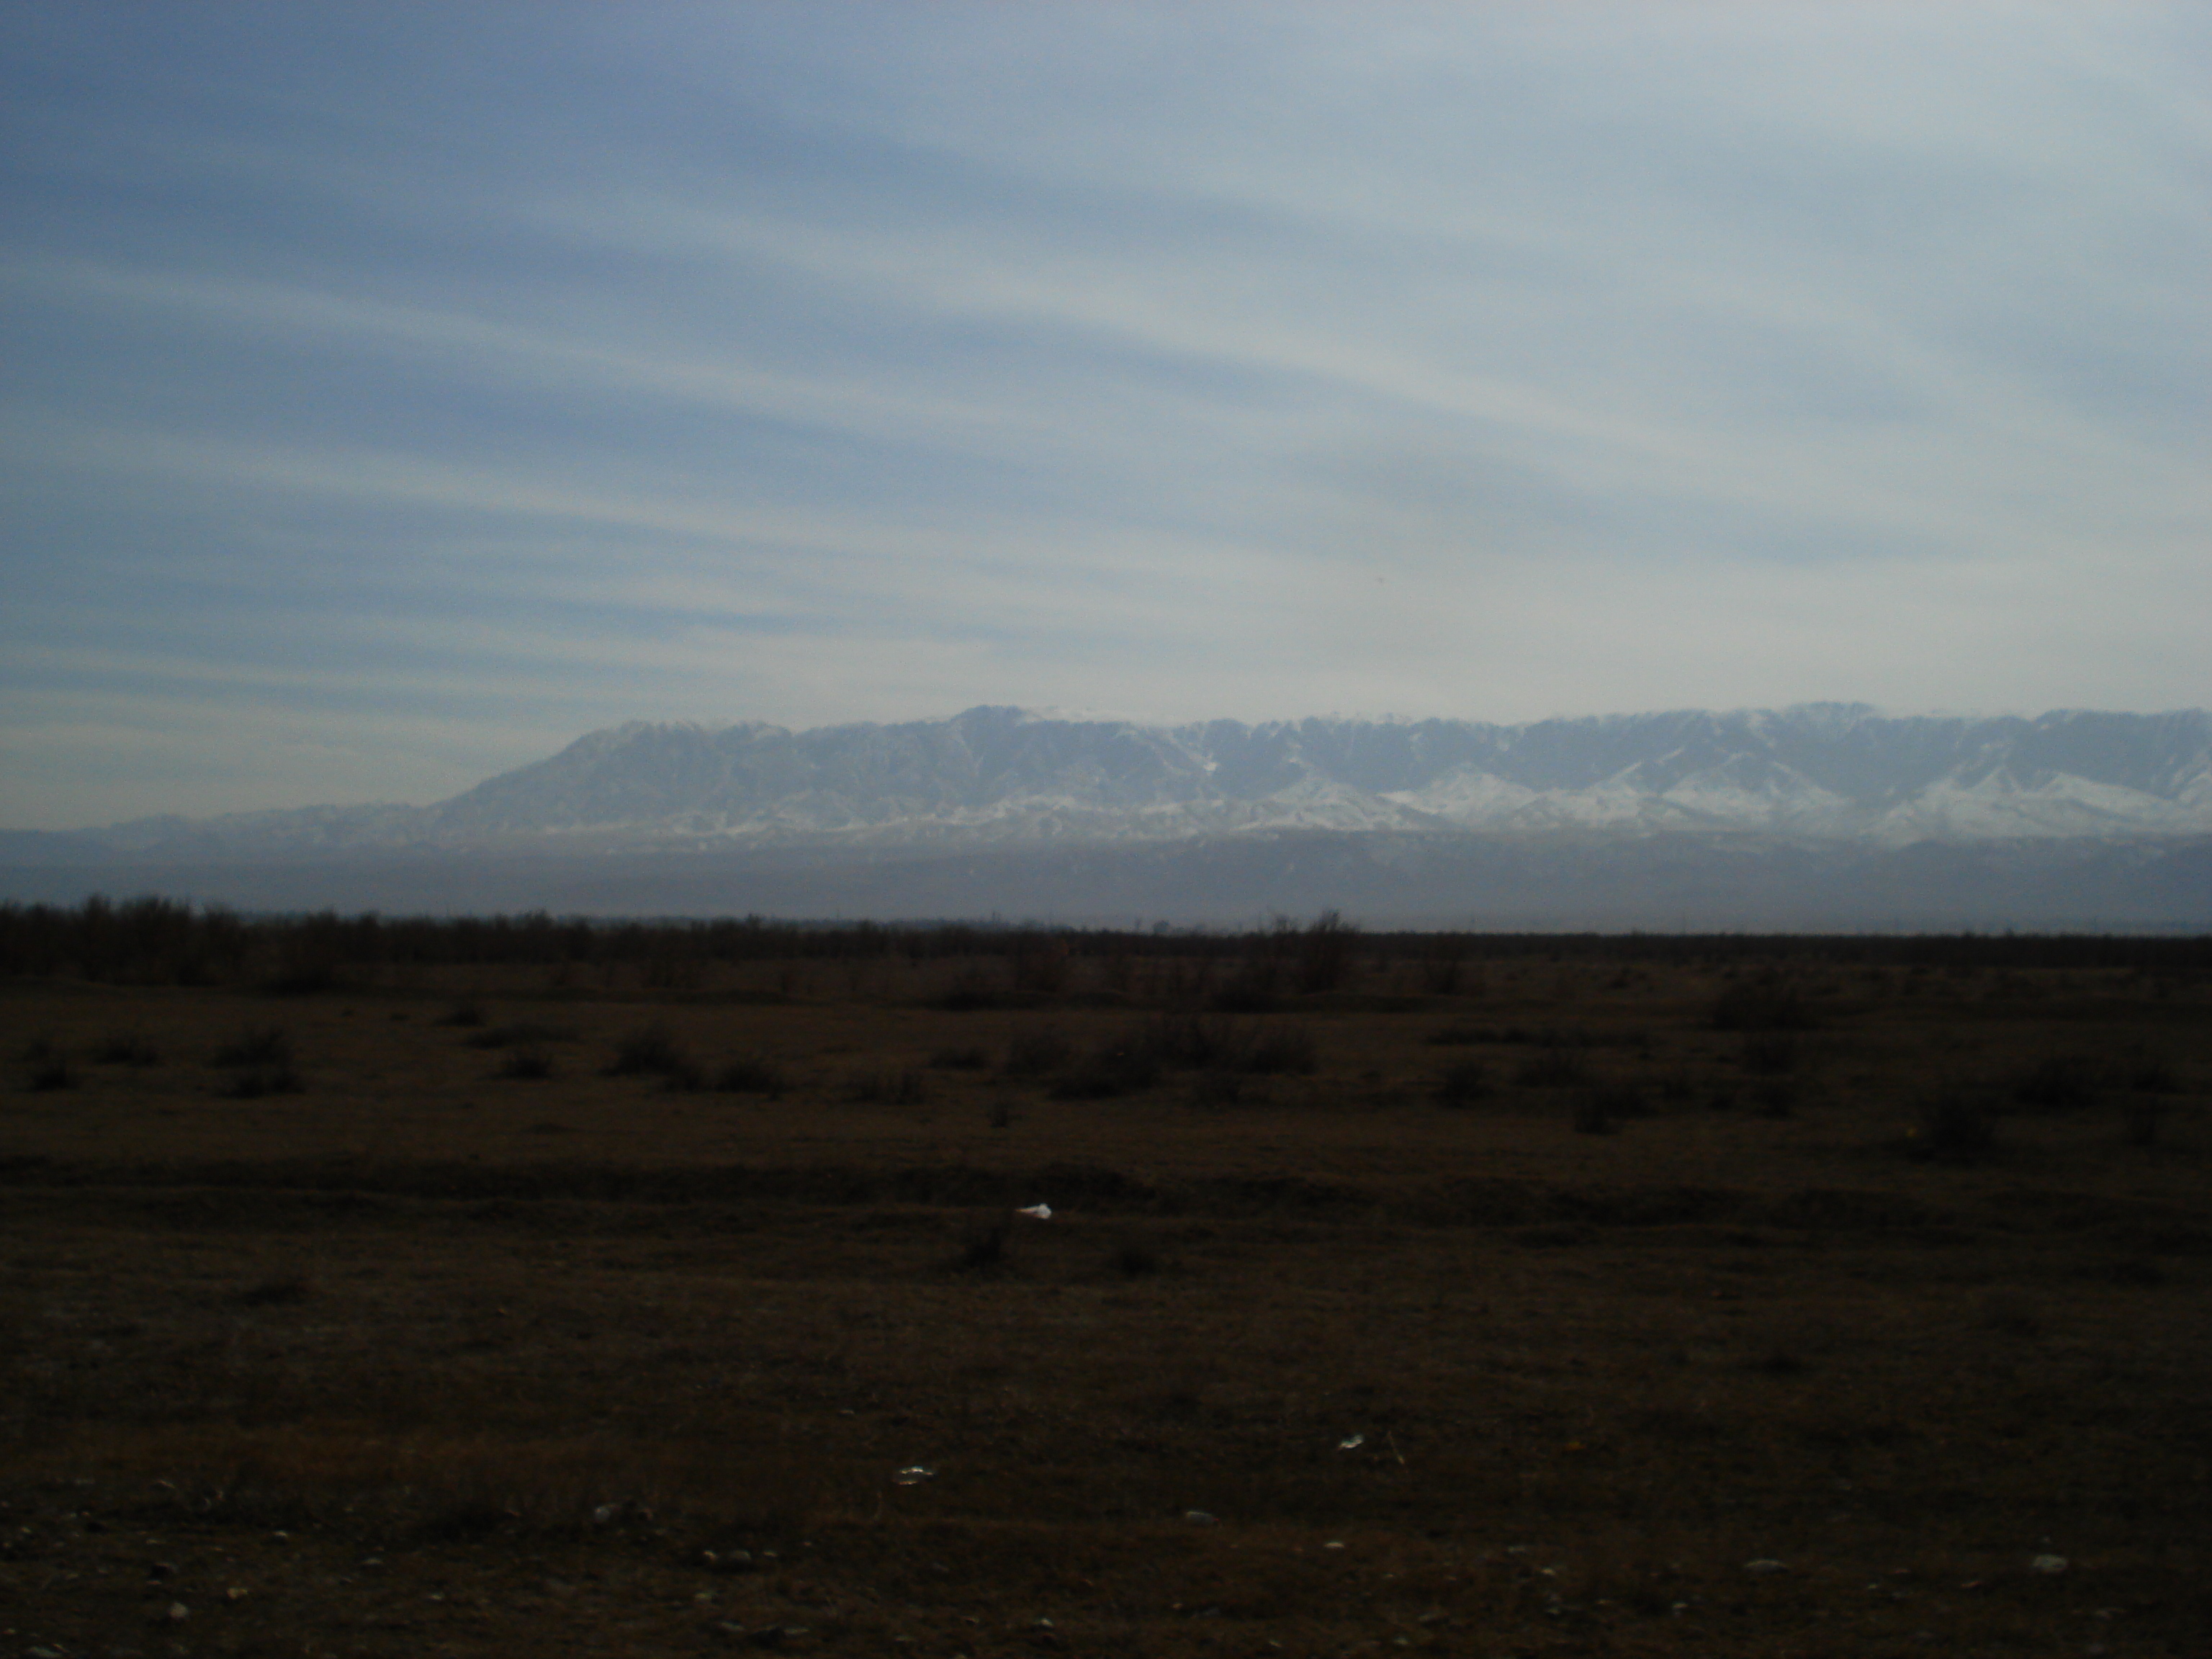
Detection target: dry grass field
<box><xmin>4</xmin><ymin>920</ymin><xmax>2210</xmax><ymax>1657</ymax></box>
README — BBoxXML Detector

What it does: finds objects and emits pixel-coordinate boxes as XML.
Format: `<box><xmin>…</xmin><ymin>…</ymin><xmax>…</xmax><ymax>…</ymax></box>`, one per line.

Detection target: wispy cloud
<box><xmin>1</xmin><ymin>1</ymin><xmax>2206</xmax><ymax>825</ymax></box>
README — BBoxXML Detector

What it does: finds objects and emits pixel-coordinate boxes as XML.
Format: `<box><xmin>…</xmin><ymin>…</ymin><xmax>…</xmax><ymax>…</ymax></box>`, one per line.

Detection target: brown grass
<box><xmin>3</xmin><ymin>947</ymin><xmax>2208</xmax><ymax>1654</ymax></box>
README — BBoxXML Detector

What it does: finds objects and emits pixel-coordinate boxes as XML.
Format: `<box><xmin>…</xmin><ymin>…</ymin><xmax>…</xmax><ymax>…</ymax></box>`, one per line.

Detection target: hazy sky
<box><xmin>4</xmin><ymin>2</ymin><xmax>2208</xmax><ymax>827</ymax></box>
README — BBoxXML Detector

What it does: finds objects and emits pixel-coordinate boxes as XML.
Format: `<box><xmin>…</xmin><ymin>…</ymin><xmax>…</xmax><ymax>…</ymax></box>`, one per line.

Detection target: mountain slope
<box><xmin>10</xmin><ymin>705</ymin><xmax>2212</xmax><ymax>864</ymax></box>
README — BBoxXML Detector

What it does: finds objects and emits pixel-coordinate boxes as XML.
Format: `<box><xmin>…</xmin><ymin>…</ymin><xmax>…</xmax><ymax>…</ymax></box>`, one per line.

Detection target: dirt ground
<box><xmin>4</xmin><ymin>948</ymin><xmax>2209</xmax><ymax>1656</ymax></box>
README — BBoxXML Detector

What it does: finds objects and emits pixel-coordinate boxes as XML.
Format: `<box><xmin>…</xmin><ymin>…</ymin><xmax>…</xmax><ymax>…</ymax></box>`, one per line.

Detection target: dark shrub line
<box><xmin>14</xmin><ymin>894</ymin><xmax>2209</xmax><ymax>987</ymax></box>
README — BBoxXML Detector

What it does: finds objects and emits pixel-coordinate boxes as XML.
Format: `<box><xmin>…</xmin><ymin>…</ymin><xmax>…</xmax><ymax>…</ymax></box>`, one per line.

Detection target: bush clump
<box><xmin>1710</xmin><ymin>978</ymin><xmax>1815</xmax><ymax>1032</ymax></box>
<box><xmin>497</xmin><ymin>1048</ymin><xmax>556</xmax><ymax>1080</ymax></box>
<box><xmin>25</xmin><ymin>1056</ymin><xmax>77</xmax><ymax>1092</ymax></box>
<box><xmin>849</xmin><ymin>1069</ymin><xmax>925</xmax><ymax>1105</ymax></box>
<box><xmin>2012</xmin><ymin>1054</ymin><xmax>2100</xmax><ymax>1112</ymax></box>
<box><xmin>714</xmin><ymin>1056</ymin><xmax>787</xmax><ymax>1097</ymax></box>
<box><xmin>212</xmin><ymin>1027</ymin><xmax>292</xmax><ymax>1067</ymax></box>
<box><xmin>222</xmin><ymin>1063</ymin><xmax>304</xmax><ymax>1098</ymax></box>
<box><xmin>465</xmin><ymin>1020</ymin><xmax>574</xmax><ymax>1050</ymax></box>
<box><xmin>1514</xmin><ymin>1046</ymin><xmax>1589</xmax><ymax>1088</ymax></box>
<box><xmin>605</xmin><ymin>1024</ymin><xmax>703</xmax><ymax>1090</ymax></box>
<box><xmin>1904</xmin><ymin>1094</ymin><xmax>2000</xmax><ymax>1164</ymax></box>
<box><xmin>1050</xmin><ymin>1035</ymin><xmax>1163</xmax><ymax>1100</ymax></box>
<box><xmin>1004</xmin><ymin>1027</ymin><xmax>1074</xmax><ymax>1077</ymax></box>
<box><xmin>1433</xmin><ymin>1059</ymin><xmax>1492</xmax><ymax>1108</ymax></box>
<box><xmin>1740</xmin><ymin>1034</ymin><xmax>1799</xmax><ymax>1076</ymax></box>
<box><xmin>91</xmin><ymin>1031</ymin><xmax>161</xmax><ymax>1066</ymax></box>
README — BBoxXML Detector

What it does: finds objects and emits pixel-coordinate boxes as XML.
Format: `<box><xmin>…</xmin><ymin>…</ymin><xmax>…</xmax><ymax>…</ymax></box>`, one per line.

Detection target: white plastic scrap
<box><xmin>894</xmin><ymin>1467</ymin><xmax>935</xmax><ymax>1485</ymax></box>
<box><xmin>1336</xmin><ymin>1434</ymin><xmax>1366</xmax><ymax>1451</ymax></box>
<box><xmin>1016</xmin><ymin>1203</ymin><xmax>1053</xmax><ymax>1219</ymax></box>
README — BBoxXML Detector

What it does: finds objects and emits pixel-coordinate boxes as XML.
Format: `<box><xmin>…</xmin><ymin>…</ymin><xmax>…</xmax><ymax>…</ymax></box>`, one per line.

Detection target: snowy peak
<box><xmin>32</xmin><ymin>705</ymin><xmax>2212</xmax><ymax>858</ymax></box>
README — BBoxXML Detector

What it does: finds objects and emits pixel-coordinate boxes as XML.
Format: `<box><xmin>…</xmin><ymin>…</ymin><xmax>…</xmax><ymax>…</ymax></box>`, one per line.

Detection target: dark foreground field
<box><xmin>4</xmin><ymin>935</ymin><xmax>2210</xmax><ymax>1656</ymax></box>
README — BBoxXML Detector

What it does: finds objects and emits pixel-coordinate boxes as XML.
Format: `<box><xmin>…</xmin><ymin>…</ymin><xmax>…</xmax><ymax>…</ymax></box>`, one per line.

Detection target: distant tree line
<box><xmin>1</xmin><ymin>895</ymin><xmax>2206</xmax><ymax>988</ymax></box>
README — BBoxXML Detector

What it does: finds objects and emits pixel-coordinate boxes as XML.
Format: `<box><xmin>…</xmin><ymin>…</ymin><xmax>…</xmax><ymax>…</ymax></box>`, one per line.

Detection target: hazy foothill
<box><xmin>6</xmin><ymin>704</ymin><xmax>2212</xmax><ymax>928</ymax></box>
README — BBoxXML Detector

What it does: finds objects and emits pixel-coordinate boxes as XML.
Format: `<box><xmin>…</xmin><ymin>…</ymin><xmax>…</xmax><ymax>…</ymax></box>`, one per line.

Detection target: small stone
<box><xmin>1184</xmin><ymin>1510</ymin><xmax>1217</xmax><ymax>1525</ymax></box>
<box><xmin>166</xmin><ymin>1601</ymin><xmax>191</xmax><ymax>1622</ymax></box>
<box><xmin>1744</xmin><ymin>1560</ymin><xmax>1788</xmax><ymax>1575</ymax></box>
<box><xmin>2031</xmin><ymin>1554</ymin><xmax>2069</xmax><ymax>1575</ymax></box>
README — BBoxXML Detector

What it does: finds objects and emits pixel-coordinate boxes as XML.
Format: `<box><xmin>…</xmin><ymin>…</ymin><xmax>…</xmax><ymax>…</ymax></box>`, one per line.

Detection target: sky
<box><xmin>2</xmin><ymin>1</ymin><xmax>2208</xmax><ymax>829</ymax></box>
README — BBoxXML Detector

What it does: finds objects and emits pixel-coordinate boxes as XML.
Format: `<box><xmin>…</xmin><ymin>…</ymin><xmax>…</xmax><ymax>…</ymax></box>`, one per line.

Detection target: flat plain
<box><xmin>4</xmin><ymin>924</ymin><xmax>2209</xmax><ymax>1657</ymax></box>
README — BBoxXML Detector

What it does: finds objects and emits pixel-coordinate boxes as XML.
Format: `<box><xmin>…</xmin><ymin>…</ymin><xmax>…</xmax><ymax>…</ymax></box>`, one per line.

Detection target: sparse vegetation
<box><xmin>2</xmin><ymin>913</ymin><xmax>2208</xmax><ymax>1657</ymax></box>
<box><xmin>496</xmin><ymin>1047</ymin><xmax>556</xmax><ymax>1080</ymax></box>
<box><xmin>712</xmin><ymin>1055</ymin><xmax>787</xmax><ymax>1096</ymax></box>
<box><xmin>1907</xmin><ymin>1092</ymin><xmax>2000</xmax><ymax>1163</ymax></box>
<box><xmin>1432</xmin><ymin>1058</ymin><xmax>1492</xmax><ymax>1107</ymax></box>
<box><xmin>212</xmin><ymin>1025</ymin><xmax>292</xmax><ymax>1067</ymax></box>
<box><xmin>604</xmin><ymin>1023</ymin><xmax>701</xmax><ymax>1089</ymax></box>
<box><xmin>89</xmin><ymin>1030</ymin><xmax>161</xmax><ymax>1066</ymax></box>
<box><xmin>848</xmin><ymin>1068</ymin><xmax>925</xmax><ymax>1105</ymax></box>
<box><xmin>2012</xmin><ymin>1053</ymin><xmax>2100</xmax><ymax>1112</ymax></box>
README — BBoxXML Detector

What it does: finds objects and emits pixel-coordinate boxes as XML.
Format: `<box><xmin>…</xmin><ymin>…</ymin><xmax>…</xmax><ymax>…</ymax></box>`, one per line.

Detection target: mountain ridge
<box><xmin>12</xmin><ymin>703</ymin><xmax>2212</xmax><ymax>864</ymax></box>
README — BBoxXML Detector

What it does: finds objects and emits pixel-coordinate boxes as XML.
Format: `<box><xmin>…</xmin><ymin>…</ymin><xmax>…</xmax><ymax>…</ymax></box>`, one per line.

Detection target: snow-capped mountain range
<box><xmin>22</xmin><ymin>704</ymin><xmax>2212</xmax><ymax>863</ymax></box>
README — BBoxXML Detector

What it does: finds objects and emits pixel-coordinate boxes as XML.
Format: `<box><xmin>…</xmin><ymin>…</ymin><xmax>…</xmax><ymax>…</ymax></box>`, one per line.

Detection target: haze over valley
<box><xmin>8</xmin><ymin>705</ymin><xmax>2208</xmax><ymax>928</ymax></box>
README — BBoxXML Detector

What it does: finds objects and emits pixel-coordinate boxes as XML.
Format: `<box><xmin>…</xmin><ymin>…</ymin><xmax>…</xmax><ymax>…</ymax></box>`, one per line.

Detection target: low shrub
<box><xmin>1570</xmin><ymin>1092</ymin><xmax>1617</xmax><ymax>1135</ymax></box>
<box><xmin>1740</xmin><ymin>1034</ymin><xmax>1799</xmax><ymax>1076</ymax></box>
<box><xmin>1710</xmin><ymin>979</ymin><xmax>1815</xmax><ymax>1032</ymax></box>
<box><xmin>2127</xmin><ymin>1052</ymin><xmax>2180</xmax><ymax>1094</ymax></box>
<box><xmin>436</xmin><ymin>1000</ymin><xmax>488</xmax><ymax>1028</ymax></box>
<box><xmin>223</xmin><ymin>1063</ymin><xmax>304</xmax><ymax>1098</ymax></box>
<box><xmin>1750</xmin><ymin>1080</ymin><xmax>1797</xmax><ymax>1118</ymax></box>
<box><xmin>606</xmin><ymin>1024</ymin><xmax>701</xmax><ymax>1088</ymax></box>
<box><xmin>237</xmin><ymin>1272</ymin><xmax>315</xmax><ymax>1306</ymax></box>
<box><xmin>1050</xmin><ymin>1035</ymin><xmax>1162</xmax><ymax>1100</ymax></box>
<box><xmin>949</xmin><ymin>1211</ymin><xmax>1014</xmax><ymax>1273</ymax></box>
<box><xmin>1514</xmin><ymin>1046</ymin><xmax>1589</xmax><ymax>1087</ymax></box>
<box><xmin>2122</xmin><ymin>1094</ymin><xmax>2168</xmax><ymax>1147</ymax></box>
<box><xmin>1004</xmin><ymin>1027</ymin><xmax>1074</xmax><ymax>1077</ymax></box>
<box><xmin>25</xmin><ymin>1057</ymin><xmax>77</xmax><ymax>1092</ymax></box>
<box><xmin>497</xmin><ymin>1048</ymin><xmax>556</xmax><ymax>1081</ymax></box>
<box><xmin>91</xmin><ymin>1031</ymin><xmax>161</xmax><ymax>1066</ymax></box>
<box><xmin>212</xmin><ymin>1027</ymin><xmax>292</xmax><ymax>1067</ymax></box>
<box><xmin>850</xmin><ymin>1069</ymin><xmax>925</xmax><ymax>1105</ymax></box>
<box><xmin>1245</xmin><ymin>1024</ymin><xmax>1318</xmax><ymax>1076</ymax></box>
<box><xmin>1110</xmin><ymin>1238</ymin><xmax>1161</xmax><ymax>1277</ymax></box>
<box><xmin>1905</xmin><ymin>1093</ymin><xmax>2000</xmax><ymax>1164</ymax></box>
<box><xmin>465</xmin><ymin>1020</ymin><xmax>574</xmax><ymax>1050</ymax></box>
<box><xmin>714</xmin><ymin>1056</ymin><xmax>787</xmax><ymax>1097</ymax></box>
<box><xmin>1188</xmin><ymin>1069</ymin><xmax>1248</xmax><ymax>1107</ymax></box>
<box><xmin>1433</xmin><ymin>1060</ymin><xmax>1492</xmax><ymax>1108</ymax></box>
<box><xmin>2013</xmin><ymin>1054</ymin><xmax>2100</xmax><ymax>1112</ymax></box>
